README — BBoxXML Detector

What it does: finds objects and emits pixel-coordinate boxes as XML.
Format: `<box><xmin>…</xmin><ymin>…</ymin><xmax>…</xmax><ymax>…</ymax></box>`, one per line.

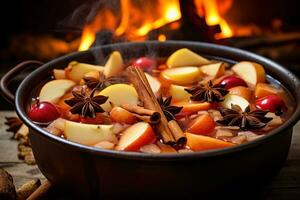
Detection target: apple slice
<box><xmin>64</xmin><ymin>120</ymin><xmax>117</xmax><ymax>146</ymax></box>
<box><xmin>254</xmin><ymin>83</ymin><xmax>284</xmax><ymax>99</ymax></box>
<box><xmin>104</xmin><ymin>51</ymin><xmax>124</xmax><ymax>77</ymax></box>
<box><xmin>187</xmin><ymin>114</ymin><xmax>215</xmax><ymax>135</ymax></box>
<box><xmin>65</xmin><ymin>61</ymin><xmax>104</xmax><ymax>82</ymax></box>
<box><xmin>186</xmin><ymin>132</ymin><xmax>235</xmax><ymax>151</ymax></box>
<box><xmin>145</xmin><ymin>73</ymin><xmax>161</xmax><ymax>94</ymax></box>
<box><xmin>39</xmin><ymin>79</ymin><xmax>76</xmax><ymax>103</ymax></box>
<box><xmin>116</xmin><ymin>122</ymin><xmax>156</xmax><ymax>151</ymax></box>
<box><xmin>222</xmin><ymin>94</ymin><xmax>250</xmax><ymax>111</ymax></box>
<box><xmin>229</xmin><ymin>86</ymin><xmax>251</xmax><ymax>101</ymax></box>
<box><xmin>173</xmin><ymin>101</ymin><xmax>210</xmax><ymax>115</ymax></box>
<box><xmin>98</xmin><ymin>84</ymin><xmax>139</xmax><ymax>112</ymax></box>
<box><xmin>167</xmin><ymin>48</ymin><xmax>211</xmax><ymax>68</ymax></box>
<box><xmin>232</xmin><ymin>61</ymin><xmax>265</xmax><ymax>86</ymax></box>
<box><xmin>53</xmin><ymin>69</ymin><xmax>66</xmax><ymax>79</ymax></box>
<box><xmin>161</xmin><ymin>67</ymin><xmax>202</xmax><ymax>85</ymax></box>
<box><xmin>169</xmin><ymin>85</ymin><xmax>191</xmax><ymax>102</ymax></box>
<box><xmin>110</xmin><ymin>107</ymin><xmax>137</xmax><ymax>124</ymax></box>
<box><xmin>200</xmin><ymin>62</ymin><xmax>225</xmax><ymax>78</ymax></box>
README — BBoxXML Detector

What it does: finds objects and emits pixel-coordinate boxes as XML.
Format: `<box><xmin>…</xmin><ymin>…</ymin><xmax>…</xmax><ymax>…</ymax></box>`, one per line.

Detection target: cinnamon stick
<box><xmin>126</xmin><ymin>66</ymin><xmax>186</xmax><ymax>144</ymax></box>
<box><xmin>121</xmin><ymin>104</ymin><xmax>161</xmax><ymax>124</ymax></box>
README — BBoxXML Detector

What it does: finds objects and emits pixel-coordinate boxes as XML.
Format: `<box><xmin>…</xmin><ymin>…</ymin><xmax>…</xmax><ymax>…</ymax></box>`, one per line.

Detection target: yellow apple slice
<box><xmin>161</xmin><ymin>67</ymin><xmax>202</xmax><ymax>85</ymax></box>
<box><xmin>64</xmin><ymin>120</ymin><xmax>117</xmax><ymax>146</ymax></box>
<box><xmin>104</xmin><ymin>51</ymin><xmax>124</xmax><ymax>77</ymax></box>
<box><xmin>167</xmin><ymin>48</ymin><xmax>211</xmax><ymax>68</ymax></box>
<box><xmin>116</xmin><ymin>122</ymin><xmax>156</xmax><ymax>151</ymax></box>
<box><xmin>98</xmin><ymin>84</ymin><xmax>139</xmax><ymax>112</ymax></box>
<box><xmin>232</xmin><ymin>61</ymin><xmax>265</xmax><ymax>87</ymax></box>
<box><xmin>200</xmin><ymin>62</ymin><xmax>225</xmax><ymax>78</ymax></box>
<box><xmin>221</xmin><ymin>94</ymin><xmax>250</xmax><ymax>111</ymax></box>
<box><xmin>169</xmin><ymin>85</ymin><xmax>191</xmax><ymax>102</ymax></box>
<box><xmin>65</xmin><ymin>61</ymin><xmax>104</xmax><ymax>82</ymax></box>
<box><xmin>53</xmin><ymin>69</ymin><xmax>66</xmax><ymax>79</ymax></box>
<box><xmin>39</xmin><ymin>79</ymin><xmax>76</xmax><ymax>103</ymax></box>
<box><xmin>145</xmin><ymin>73</ymin><xmax>161</xmax><ymax>95</ymax></box>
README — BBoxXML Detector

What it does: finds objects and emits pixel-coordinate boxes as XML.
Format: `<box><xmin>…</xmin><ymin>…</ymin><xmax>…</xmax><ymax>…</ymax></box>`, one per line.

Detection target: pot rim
<box><xmin>15</xmin><ymin>41</ymin><xmax>300</xmax><ymax>161</ymax></box>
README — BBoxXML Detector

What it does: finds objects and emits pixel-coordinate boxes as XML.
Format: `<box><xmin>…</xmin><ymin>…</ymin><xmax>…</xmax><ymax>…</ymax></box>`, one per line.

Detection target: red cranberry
<box><xmin>220</xmin><ymin>75</ymin><xmax>248</xmax><ymax>89</ymax></box>
<box><xmin>255</xmin><ymin>95</ymin><xmax>286</xmax><ymax>114</ymax></box>
<box><xmin>28</xmin><ymin>101</ymin><xmax>60</xmax><ymax>123</ymax></box>
<box><xmin>132</xmin><ymin>57</ymin><xmax>156</xmax><ymax>70</ymax></box>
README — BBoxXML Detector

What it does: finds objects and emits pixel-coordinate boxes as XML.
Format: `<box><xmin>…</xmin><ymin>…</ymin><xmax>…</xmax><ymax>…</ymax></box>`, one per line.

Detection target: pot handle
<box><xmin>0</xmin><ymin>60</ymin><xmax>44</xmax><ymax>105</ymax></box>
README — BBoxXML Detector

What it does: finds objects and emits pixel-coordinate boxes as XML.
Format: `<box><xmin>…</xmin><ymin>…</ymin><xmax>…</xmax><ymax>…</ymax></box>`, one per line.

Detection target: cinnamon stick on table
<box><xmin>126</xmin><ymin>66</ymin><xmax>186</xmax><ymax>145</ymax></box>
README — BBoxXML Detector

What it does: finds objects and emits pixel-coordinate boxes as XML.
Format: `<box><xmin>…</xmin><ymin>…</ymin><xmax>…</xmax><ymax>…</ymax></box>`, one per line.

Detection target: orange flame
<box><xmin>78</xmin><ymin>0</ymin><xmax>233</xmax><ymax>51</ymax></box>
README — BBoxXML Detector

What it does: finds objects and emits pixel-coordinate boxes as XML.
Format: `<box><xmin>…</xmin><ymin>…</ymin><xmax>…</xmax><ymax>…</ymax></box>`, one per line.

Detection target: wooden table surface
<box><xmin>1</xmin><ymin>111</ymin><xmax>300</xmax><ymax>199</ymax></box>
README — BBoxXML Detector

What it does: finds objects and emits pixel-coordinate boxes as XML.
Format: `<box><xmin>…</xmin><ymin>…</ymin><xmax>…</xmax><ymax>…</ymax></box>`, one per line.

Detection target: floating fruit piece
<box><xmin>64</xmin><ymin>120</ymin><xmax>117</xmax><ymax>146</ymax></box>
<box><xmin>116</xmin><ymin>122</ymin><xmax>156</xmax><ymax>151</ymax></box>
<box><xmin>167</xmin><ymin>48</ymin><xmax>210</xmax><ymax>68</ymax></box>
<box><xmin>161</xmin><ymin>67</ymin><xmax>202</xmax><ymax>85</ymax></box>
<box><xmin>169</xmin><ymin>85</ymin><xmax>191</xmax><ymax>102</ymax></box>
<box><xmin>255</xmin><ymin>95</ymin><xmax>286</xmax><ymax>114</ymax></box>
<box><xmin>145</xmin><ymin>73</ymin><xmax>161</xmax><ymax>94</ymax></box>
<box><xmin>98</xmin><ymin>84</ymin><xmax>139</xmax><ymax>112</ymax></box>
<box><xmin>254</xmin><ymin>83</ymin><xmax>284</xmax><ymax>99</ymax></box>
<box><xmin>222</xmin><ymin>94</ymin><xmax>250</xmax><ymax>111</ymax></box>
<box><xmin>232</xmin><ymin>61</ymin><xmax>265</xmax><ymax>86</ymax></box>
<box><xmin>104</xmin><ymin>51</ymin><xmax>124</xmax><ymax>77</ymax></box>
<box><xmin>132</xmin><ymin>57</ymin><xmax>156</xmax><ymax>70</ymax></box>
<box><xmin>220</xmin><ymin>75</ymin><xmax>248</xmax><ymax>89</ymax></box>
<box><xmin>110</xmin><ymin>107</ymin><xmax>137</xmax><ymax>124</ymax></box>
<box><xmin>200</xmin><ymin>62</ymin><xmax>225</xmax><ymax>78</ymax></box>
<box><xmin>187</xmin><ymin>114</ymin><xmax>215</xmax><ymax>135</ymax></box>
<box><xmin>229</xmin><ymin>86</ymin><xmax>251</xmax><ymax>101</ymax></box>
<box><xmin>83</xmin><ymin>70</ymin><xmax>100</xmax><ymax>80</ymax></box>
<box><xmin>156</xmin><ymin>142</ymin><xmax>177</xmax><ymax>153</ymax></box>
<box><xmin>39</xmin><ymin>79</ymin><xmax>76</xmax><ymax>103</ymax></box>
<box><xmin>28</xmin><ymin>101</ymin><xmax>60</xmax><ymax>123</ymax></box>
<box><xmin>53</xmin><ymin>69</ymin><xmax>66</xmax><ymax>79</ymax></box>
<box><xmin>174</xmin><ymin>102</ymin><xmax>211</xmax><ymax>115</ymax></box>
<box><xmin>65</xmin><ymin>61</ymin><xmax>104</xmax><ymax>82</ymax></box>
<box><xmin>186</xmin><ymin>132</ymin><xmax>235</xmax><ymax>151</ymax></box>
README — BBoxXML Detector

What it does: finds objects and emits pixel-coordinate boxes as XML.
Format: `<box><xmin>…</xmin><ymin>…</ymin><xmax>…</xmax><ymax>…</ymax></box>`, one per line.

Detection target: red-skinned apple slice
<box><xmin>116</xmin><ymin>122</ymin><xmax>156</xmax><ymax>151</ymax></box>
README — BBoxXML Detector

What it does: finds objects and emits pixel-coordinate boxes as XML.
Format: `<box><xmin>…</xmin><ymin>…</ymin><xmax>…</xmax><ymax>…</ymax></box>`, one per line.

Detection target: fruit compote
<box><xmin>28</xmin><ymin>48</ymin><xmax>294</xmax><ymax>153</ymax></box>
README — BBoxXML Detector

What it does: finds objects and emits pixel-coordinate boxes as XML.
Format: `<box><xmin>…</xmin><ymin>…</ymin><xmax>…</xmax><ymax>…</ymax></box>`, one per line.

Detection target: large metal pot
<box><xmin>1</xmin><ymin>41</ymin><xmax>300</xmax><ymax>199</ymax></box>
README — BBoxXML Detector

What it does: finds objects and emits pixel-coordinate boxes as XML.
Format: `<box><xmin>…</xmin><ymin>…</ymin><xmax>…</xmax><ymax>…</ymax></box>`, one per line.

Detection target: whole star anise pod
<box><xmin>185</xmin><ymin>80</ymin><xmax>228</xmax><ymax>103</ymax></box>
<box><xmin>64</xmin><ymin>89</ymin><xmax>108</xmax><ymax>118</ymax></box>
<box><xmin>216</xmin><ymin>104</ymin><xmax>273</xmax><ymax>130</ymax></box>
<box><xmin>157</xmin><ymin>96</ymin><xmax>183</xmax><ymax>121</ymax></box>
<box><xmin>84</xmin><ymin>73</ymin><xmax>127</xmax><ymax>91</ymax></box>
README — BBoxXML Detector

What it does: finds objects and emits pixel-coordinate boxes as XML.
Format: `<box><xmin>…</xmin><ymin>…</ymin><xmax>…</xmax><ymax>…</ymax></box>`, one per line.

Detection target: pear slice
<box><xmin>145</xmin><ymin>73</ymin><xmax>161</xmax><ymax>94</ymax></box>
<box><xmin>64</xmin><ymin>120</ymin><xmax>117</xmax><ymax>146</ymax></box>
<box><xmin>98</xmin><ymin>84</ymin><xmax>139</xmax><ymax>112</ymax></box>
<box><xmin>161</xmin><ymin>67</ymin><xmax>202</xmax><ymax>85</ymax></box>
<box><xmin>200</xmin><ymin>62</ymin><xmax>225</xmax><ymax>78</ymax></box>
<box><xmin>232</xmin><ymin>61</ymin><xmax>265</xmax><ymax>87</ymax></box>
<box><xmin>104</xmin><ymin>51</ymin><xmax>124</xmax><ymax>77</ymax></box>
<box><xmin>167</xmin><ymin>48</ymin><xmax>211</xmax><ymax>68</ymax></box>
<box><xmin>39</xmin><ymin>79</ymin><xmax>76</xmax><ymax>103</ymax></box>
<box><xmin>169</xmin><ymin>85</ymin><xmax>191</xmax><ymax>102</ymax></box>
<box><xmin>65</xmin><ymin>61</ymin><xmax>104</xmax><ymax>82</ymax></box>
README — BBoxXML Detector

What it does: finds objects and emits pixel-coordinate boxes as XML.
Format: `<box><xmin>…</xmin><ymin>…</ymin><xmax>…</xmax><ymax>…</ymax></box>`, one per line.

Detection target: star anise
<box><xmin>64</xmin><ymin>89</ymin><xmax>108</xmax><ymax>118</ymax></box>
<box><xmin>216</xmin><ymin>104</ymin><xmax>273</xmax><ymax>130</ymax></box>
<box><xmin>185</xmin><ymin>80</ymin><xmax>228</xmax><ymax>103</ymax></box>
<box><xmin>5</xmin><ymin>117</ymin><xmax>23</xmax><ymax>133</ymax></box>
<box><xmin>157</xmin><ymin>96</ymin><xmax>183</xmax><ymax>121</ymax></box>
<box><xmin>84</xmin><ymin>73</ymin><xmax>127</xmax><ymax>91</ymax></box>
